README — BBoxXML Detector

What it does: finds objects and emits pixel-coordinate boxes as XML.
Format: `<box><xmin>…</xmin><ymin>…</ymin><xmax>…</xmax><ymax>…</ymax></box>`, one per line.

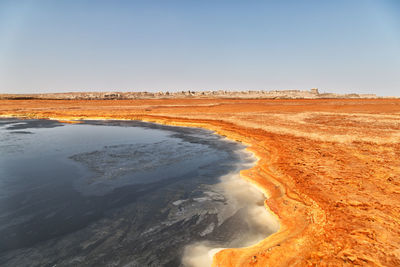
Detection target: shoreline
<box><xmin>0</xmin><ymin>117</ymin><xmax>275</xmax><ymax>266</ymax></box>
<box><xmin>0</xmin><ymin>113</ymin><xmax>293</xmax><ymax>266</ymax></box>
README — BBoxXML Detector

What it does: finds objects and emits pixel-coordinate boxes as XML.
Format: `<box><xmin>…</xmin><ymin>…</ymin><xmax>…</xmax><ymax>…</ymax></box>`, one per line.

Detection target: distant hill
<box><xmin>0</xmin><ymin>89</ymin><xmax>383</xmax><ymax>100</ymax></box>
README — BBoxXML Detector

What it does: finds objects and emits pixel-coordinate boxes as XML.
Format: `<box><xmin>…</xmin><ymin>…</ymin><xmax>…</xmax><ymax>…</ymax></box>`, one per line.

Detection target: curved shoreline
<box><xmin>1</xmin><ymin>113</ymin><xmax>301</xmax><ymax>266</ymax></box>
<box><xmin>129</xmin><ymin>115</ymin><xmax>322</xmax><ymax>267</ymax></box>
<box><xmin>1</xmin><ymin>116</ymin><xmax>278</xmax><ymax>265</ymax></box>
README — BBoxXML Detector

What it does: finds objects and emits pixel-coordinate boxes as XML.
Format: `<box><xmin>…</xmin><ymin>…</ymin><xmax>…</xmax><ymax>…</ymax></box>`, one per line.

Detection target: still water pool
<box><xmin>0</xmin><ymin>119</ymin><xmax>277</xmax><ymax>267</ymax></box>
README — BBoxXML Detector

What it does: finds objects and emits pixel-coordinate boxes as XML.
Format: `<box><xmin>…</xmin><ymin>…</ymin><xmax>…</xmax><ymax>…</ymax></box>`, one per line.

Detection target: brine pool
<box><xmin>0</xmin><ymin>118</ymin><xmax>278</xmax><ymax>267</ymax></box>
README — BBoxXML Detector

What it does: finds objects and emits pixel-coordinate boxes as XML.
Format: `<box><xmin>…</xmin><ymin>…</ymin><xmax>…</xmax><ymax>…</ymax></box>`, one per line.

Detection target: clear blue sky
<box><xmin>0</xmin><ymin>0</ymin><xmax>399</xmax><ymax>95</ymax></box>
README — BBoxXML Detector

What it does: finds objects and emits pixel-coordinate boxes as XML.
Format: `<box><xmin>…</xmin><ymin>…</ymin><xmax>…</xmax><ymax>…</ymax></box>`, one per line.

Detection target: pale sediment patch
<box><xmin>182</xmin><ymin>151</ymin><xmax>279</xmax><ymax>267</ymax></box>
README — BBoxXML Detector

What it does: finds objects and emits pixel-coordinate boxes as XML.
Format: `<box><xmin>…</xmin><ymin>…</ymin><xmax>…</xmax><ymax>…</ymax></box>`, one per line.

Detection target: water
<box><xmin>0</xmin><ymin>119</ymin><xmax>278</xmax><ymax>267</ymax></box>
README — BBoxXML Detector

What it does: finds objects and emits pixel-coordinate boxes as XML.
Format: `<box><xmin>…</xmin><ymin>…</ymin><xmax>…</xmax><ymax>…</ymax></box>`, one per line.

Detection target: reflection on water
<box><xmin>0</xmin><ymin>119</ymin><xmax>277</xmax><ymax>266</ymax></box>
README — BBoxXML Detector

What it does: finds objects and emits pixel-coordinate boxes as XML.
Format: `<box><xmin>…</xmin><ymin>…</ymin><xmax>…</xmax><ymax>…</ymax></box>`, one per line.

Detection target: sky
<box><xmin>0</xmin><ymin>0</ymin><xmax>399</xmax><ymax>96</ymax></box>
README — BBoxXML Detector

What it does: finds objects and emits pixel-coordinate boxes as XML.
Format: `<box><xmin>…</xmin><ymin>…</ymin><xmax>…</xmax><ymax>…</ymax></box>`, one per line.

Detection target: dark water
<box><xmin>0</xmin><ymin>119</ymin><xmax>278</xmax><ymax>267</ymax></box>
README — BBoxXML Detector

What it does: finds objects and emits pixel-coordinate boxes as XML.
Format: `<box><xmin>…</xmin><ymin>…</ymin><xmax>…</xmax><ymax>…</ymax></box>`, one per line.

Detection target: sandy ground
<box><xmin>1</xmin><ymin>98</ymin><xmax>400</xmax><ymax>266</ymax></box>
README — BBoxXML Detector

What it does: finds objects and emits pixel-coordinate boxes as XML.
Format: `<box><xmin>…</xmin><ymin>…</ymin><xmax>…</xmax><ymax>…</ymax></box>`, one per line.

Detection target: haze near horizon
<box><xmin>0</xmin><ymin>0</ymin><xmax>399</xmax><ymax>96</ymax></box>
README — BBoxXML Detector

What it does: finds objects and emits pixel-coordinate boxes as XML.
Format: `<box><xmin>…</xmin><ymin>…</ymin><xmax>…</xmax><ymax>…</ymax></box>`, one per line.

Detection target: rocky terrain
<box><xmin>1</xmin><ymin>98</ymin><xmax>400</xmax><ymax>266</ymax></box>
<box><xmin>0</xmin><ymin>89</ymin><xmax>382</xmax><ymax>100</ymax></box>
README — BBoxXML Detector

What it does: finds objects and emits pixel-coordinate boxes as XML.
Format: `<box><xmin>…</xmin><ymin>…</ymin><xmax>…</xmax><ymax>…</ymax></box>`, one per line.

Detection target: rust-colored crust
<box><xmin>1</xmin><ymin>98</ymin><xmax>400</xmax><ymax>266</ymax></box>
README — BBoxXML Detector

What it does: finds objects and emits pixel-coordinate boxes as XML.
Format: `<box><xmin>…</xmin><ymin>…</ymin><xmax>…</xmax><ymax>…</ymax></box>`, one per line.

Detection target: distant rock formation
<box><xmin>0</xmin><ymin>89</ymin><xmax>384</xmax><ymax>100</ymax></box>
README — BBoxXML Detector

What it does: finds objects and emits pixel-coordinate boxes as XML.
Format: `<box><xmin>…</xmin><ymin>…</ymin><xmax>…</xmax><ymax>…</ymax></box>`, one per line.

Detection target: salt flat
<box><xmin>1</xmin><ymin>98</ymin><xmax>400</xmax><ymax>266</ymax></box>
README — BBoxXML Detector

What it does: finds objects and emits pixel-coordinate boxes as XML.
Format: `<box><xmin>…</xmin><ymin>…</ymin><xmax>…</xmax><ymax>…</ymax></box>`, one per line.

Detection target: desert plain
<box><xmin>1</xmin><ymin>98</ymin><xmax>400</xmax><ymax>266</ymax></box>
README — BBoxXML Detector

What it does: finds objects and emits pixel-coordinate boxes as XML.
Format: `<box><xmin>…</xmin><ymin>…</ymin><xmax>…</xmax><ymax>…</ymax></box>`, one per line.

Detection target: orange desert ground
<box><xmin>1</xmin><ymin>98</ymin><xmax>400</xmax><ymax>266</ymax></box>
